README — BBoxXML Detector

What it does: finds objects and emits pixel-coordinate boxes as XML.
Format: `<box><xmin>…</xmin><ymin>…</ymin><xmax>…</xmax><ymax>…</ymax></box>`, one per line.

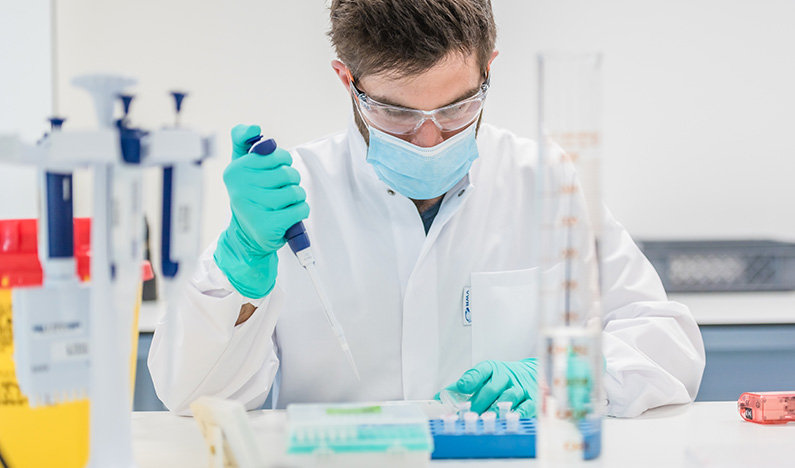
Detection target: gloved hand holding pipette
<box><xmin>214</xmin><ymin>124</ymin><xmax>360</xmax><ymax>380</ymax></box>
<box><xmin>213</xmin><ymin>124</ymin><xmax>310</xmax><ymax>299</ymax></box>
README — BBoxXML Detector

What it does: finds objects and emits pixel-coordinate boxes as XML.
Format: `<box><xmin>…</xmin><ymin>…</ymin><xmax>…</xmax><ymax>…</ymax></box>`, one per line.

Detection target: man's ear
<box><xmin>488</xmin><ymin>50</ymin><xmax>499</xmax><ymax>69</ymax></box>
<box><xmin>331</xmin><ymin>60</ymin><xmax>352</xmax><ymax>92</ymax></box>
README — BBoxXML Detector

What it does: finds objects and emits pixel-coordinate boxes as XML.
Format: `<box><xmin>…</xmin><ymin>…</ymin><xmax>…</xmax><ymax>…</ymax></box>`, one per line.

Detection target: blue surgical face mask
<box><xmin>365</xmin><ymin>123</ymin><xmax>480</xmax><ymax>200</ymax></box>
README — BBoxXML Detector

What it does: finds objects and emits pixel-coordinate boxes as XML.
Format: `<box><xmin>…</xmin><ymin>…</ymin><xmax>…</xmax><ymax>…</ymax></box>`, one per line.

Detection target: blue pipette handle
<box><xmin>161</xmin><ymin>166</ymin><xmax>178</xmax><ymax>277</ymax></box>
<box><xmin>45</xmin><ymin>118</ymin><xmax>74</xmax><ymax>260</ymax></box>
<box><xmin>45</xmin><ymin>173</ymin><xmax>74</xmax><ymax>259</ymax></box>
<box><xmin>248</xmin><ymin>137</ymin><xmax>310</xmax><ymax>254</ymax></box>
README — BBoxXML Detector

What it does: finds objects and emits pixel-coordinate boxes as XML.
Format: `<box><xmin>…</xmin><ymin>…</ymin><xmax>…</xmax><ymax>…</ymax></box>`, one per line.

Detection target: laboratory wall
<box><xmin>491</xmin><ymin>0</ymin><xmax>795</xmax><ymax>242</ymax></box>
<box><xmin>52</xmin><ymin>0</ymin><xmax>347</xmax><ymax>250</ymax></box>
<box><xmin>0</xmin><ymin>0</ymin><xmax>52</xmax><ymax>219</ymax></box>
<box><xmin>4</xmin><ymin>0</ymin><xmax>795</xmax><ymax>409</ymax></box>
<box><xmin>48</xmin><ymin>0</ymin><xmax>795</xmax><ymax>247</ymax></box>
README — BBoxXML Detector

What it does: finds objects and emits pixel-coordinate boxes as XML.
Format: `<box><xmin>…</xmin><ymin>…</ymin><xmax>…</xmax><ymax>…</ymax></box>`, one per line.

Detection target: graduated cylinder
<box><xmin>535</xmin><ymin>52</ymin><xmax>605</xmax><ymax>465</ymax></box>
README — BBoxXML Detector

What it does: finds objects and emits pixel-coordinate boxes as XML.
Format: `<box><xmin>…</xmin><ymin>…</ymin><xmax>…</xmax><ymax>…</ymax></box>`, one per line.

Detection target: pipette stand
<box><xmin>0</xmin><ymin>74</ymin><xmax>212</xmax><ymax>468</ymax></box>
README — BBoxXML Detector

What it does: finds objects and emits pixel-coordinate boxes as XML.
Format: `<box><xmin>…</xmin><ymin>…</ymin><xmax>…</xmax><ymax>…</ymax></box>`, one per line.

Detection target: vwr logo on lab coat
<box><xmin>462</xmin><ymin>287</ymin><xmax>471</xmax><ymax>326</ymax></box>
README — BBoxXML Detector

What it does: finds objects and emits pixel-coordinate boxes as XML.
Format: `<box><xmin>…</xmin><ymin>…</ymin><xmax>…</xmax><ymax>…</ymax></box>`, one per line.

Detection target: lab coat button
<box><xmin>458</xmin><ymin>189</ymin><xmax>465</xmax><ymax>197</ymax></box>
<box><xmin>387</xmin><ymin>189</ymin><xmax>395</xmax><ymax>196</ymax></box>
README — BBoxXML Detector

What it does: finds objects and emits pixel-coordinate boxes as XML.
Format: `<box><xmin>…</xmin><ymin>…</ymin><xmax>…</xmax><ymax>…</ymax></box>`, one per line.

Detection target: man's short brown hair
<box><xmin>328</xmin><ymin>0</ymin><xmax>497</xmax><ymax>80</ymax></box>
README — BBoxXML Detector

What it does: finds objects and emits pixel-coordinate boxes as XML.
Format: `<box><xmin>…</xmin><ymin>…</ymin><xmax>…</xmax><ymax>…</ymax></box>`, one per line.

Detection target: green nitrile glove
<box><xmin>213</xmin><ymin>124</ymin><xmax>310</xmax><ymax>298</ymax></box>
<box><xmin>439</xmin><ymin>358</ymin><xmax>539</xmax><ymax>418</ymax></box>
<box><xmin>566</xmin><ymin>349</ymin><xmax>596</xmax><ymax>420</ymax></box>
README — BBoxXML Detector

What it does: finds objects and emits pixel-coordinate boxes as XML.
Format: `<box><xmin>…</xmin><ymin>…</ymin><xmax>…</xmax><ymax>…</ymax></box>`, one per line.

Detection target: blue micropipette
<box><xmin>248</xmin><ymin>136</ymin><xmax>360</xmax><ymax>380</ymax></box>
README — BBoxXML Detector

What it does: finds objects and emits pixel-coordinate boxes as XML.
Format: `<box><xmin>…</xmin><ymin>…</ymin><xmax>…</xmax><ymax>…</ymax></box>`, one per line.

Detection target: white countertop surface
<box><xmin>670</xmin><ymin>292</ymin><xmax>795</xmax><ymax>325</ymax></box>
<box><xmin>131</xmin><ymin>401</ymin><xmax>795</xmax><ymax>468</ymax></box>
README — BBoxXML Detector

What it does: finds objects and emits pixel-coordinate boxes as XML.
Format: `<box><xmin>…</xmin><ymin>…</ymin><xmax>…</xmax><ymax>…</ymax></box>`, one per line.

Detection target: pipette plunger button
<box><xmin>249</xmin><ymin>138</ymin><xmax>276</xmax><ymax>155</ymax></box>
<box><xmin>48</xmin><ymin>117</ymin><xmax>66</xmax><ymax>130</ymax></box>
<box><xmin>118</xmin><ymin>95</ymin><xmax>134</xmax><ymax>116</ymax></box>
<box><xmin>170</xmin><ymin>91</ymin><xmax>187</xmax><ymax>113</ymax></box>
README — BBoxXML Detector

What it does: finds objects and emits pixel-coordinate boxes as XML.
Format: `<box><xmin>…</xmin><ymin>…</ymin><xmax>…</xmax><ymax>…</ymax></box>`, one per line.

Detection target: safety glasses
<box><xmin>348</xmin><ymin>69</ymin><xmax>490</xmax><ymax>135</ymax></box>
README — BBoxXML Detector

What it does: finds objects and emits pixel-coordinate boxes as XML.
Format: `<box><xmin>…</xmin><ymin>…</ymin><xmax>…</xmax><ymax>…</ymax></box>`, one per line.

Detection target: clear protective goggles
<box><xmin>348</xmin><ymin>69</ymin><xmax>490</xmax><ymax>135</ymax></box>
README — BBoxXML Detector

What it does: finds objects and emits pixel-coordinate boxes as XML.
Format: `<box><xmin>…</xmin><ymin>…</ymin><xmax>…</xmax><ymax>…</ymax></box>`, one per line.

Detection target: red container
<box><xmin>0</xmin><ymin>218</ymin><xmax>153</xmax><ymax>286</ymax></box>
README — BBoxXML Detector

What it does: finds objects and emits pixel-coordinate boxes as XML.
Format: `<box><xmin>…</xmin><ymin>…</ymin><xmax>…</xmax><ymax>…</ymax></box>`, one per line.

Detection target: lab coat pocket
<box><xmin>470</xmin><ymin>268</ymin><xmax>539</xmax><ymax>364</ymax></box>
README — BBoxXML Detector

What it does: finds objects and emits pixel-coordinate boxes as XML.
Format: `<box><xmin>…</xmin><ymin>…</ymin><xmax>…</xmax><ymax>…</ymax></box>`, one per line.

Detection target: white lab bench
<box><xmin>669</xmin><ymin>292</ymin><xmax>795</xmax><ymax>325</ymax></box>
<box><xmin>133</xmin><ymin>296</ymin><xmax>795</xmax><ymax>409</ymax></box>
<box><xmin>131</xmin><ymin>401</ymin><xmax>793</xmax><ymax>468</ymax></box>
<box><xmin>668</xmin><ymin>292</ymin><xmax>795</xmax><ymax>401</ymax></box>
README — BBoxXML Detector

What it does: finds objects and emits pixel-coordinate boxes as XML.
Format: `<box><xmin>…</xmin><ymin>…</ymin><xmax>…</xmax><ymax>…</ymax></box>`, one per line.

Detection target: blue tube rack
<box><xmin>429</xmin><ymin>417</ymin><xmax>602</xmax><ymax>460</ymax></box>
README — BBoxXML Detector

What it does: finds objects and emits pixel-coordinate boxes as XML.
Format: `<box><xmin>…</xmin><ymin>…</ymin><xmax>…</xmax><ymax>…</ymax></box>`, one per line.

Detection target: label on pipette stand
<box><xmin>12</xmin><ymin>280</ymin><xmax>91</xmax><ymax>405</ymax></box>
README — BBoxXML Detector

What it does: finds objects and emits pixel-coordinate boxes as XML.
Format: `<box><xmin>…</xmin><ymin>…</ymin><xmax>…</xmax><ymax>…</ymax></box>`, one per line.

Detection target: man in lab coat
<box><xmin>149</xmin><ymin>0</ymin><xmax>705</xmax><ymax>418</ymax></box>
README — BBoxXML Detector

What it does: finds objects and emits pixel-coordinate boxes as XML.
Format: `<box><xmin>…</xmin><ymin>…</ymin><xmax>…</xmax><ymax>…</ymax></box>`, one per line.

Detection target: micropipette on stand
<box><xmin>248</xmin><ymin>137</ymin><xmax>360</xmax><ymax>380</ymax></box>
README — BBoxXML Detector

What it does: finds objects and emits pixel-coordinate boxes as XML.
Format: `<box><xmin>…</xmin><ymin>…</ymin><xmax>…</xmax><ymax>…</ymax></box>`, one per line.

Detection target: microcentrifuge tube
<box><xmin>497</xmin><ymin>401</ymin><xmax>512</xmax><ymax>419</ymax></box>
<box><xmin>442</xmin><ymin>413</ymin><xmax>458</xmax><ymax>434</ymax></box>
<box><xmin>457</xmin><ymin>401</ymin><xmax>472</xmax><ymax>420</ymax></box>
<box><xmin>464</xmin><ymin>411</ymin><xmax>478</xmax><ymax>434</ymax></box>
<box><xmin>506</xmin><ymin>411</ymin><xmax>520</xmax><ymax>433</ymax></box>
<box><xmin>481</xmin><ymin>412</ymin><xmax>497</xmax><ymax>433</ymax></box>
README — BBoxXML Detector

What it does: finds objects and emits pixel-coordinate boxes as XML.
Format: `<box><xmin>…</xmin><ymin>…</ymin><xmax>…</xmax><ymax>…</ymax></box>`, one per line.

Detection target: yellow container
<box><xmin>0</xmin><ymin>218</ymin><xmax>149</xmax><ymax>468</ymax></box>
<box><xmin>0</xmin><ymin>289</ymin><xmax>90</xmax><ymax>468</ymax></box>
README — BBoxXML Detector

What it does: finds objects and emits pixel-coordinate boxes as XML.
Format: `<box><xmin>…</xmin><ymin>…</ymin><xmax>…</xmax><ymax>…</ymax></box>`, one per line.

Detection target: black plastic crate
<box><xmin>638</xmin><ymin>240</ymin><xmax>795</xmax><ymax>293</ymax></box>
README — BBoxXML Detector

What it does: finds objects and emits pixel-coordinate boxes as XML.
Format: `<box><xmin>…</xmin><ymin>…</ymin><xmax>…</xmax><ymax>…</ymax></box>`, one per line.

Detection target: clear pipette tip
<box><xmin>303</xmin><ymin>261</ymin><xmax>360</xmax><ymax>380</ymax></box>
<box><xmin>339</xmin><ymin>338</ymin><xmax>361</xmax><ymax>380</ymax></box>
<box><xmin>249</xmin><ymin>139</ymin><xmax>360</xmax><ymax>379</ymax></box>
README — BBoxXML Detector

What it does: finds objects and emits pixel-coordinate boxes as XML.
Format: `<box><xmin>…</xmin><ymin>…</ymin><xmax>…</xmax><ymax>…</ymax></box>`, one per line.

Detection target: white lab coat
<box><xmin>148</xmin><ymin>120</ymin><xmax>705</xmax><ymax>418</ymax></box>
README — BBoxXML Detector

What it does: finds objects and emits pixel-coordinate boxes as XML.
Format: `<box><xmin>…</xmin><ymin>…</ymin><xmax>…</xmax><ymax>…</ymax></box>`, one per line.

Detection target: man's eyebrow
<box><xmin>369</xmin><ymin>84</ymin><xmax>482</xmax><ymax>109</ymax></box>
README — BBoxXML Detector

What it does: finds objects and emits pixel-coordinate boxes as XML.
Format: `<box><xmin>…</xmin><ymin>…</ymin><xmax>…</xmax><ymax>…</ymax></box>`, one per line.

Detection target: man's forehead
<box><xmin>358</xmin><ymin>53</ymin><xmax>483</xmax><ymax>110</ymax></box>
<box><xmin>360</xmin><ymin>52</ymin><xmax>481</xmax><ymax>85</ymax></box>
